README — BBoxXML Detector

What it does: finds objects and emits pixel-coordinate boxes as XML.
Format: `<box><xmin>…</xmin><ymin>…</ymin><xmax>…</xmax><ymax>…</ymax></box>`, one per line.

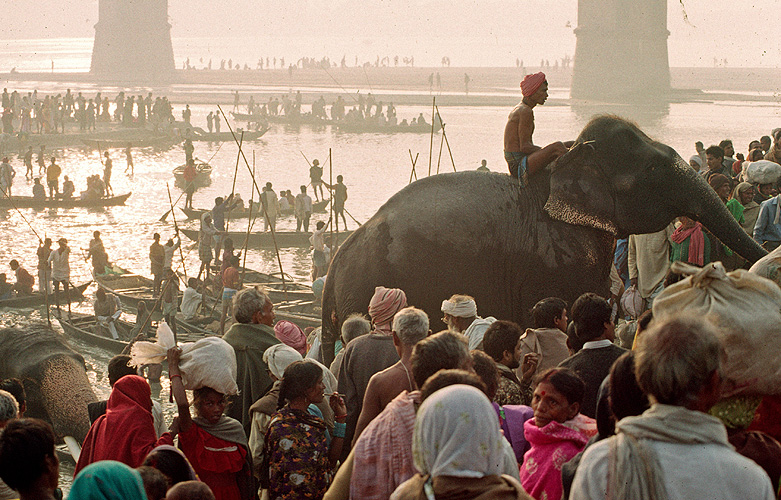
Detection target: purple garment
<box><xmin>493</xmin><ymin>402</ymin><xmax>535</xmax><ymax>462</ymax></box>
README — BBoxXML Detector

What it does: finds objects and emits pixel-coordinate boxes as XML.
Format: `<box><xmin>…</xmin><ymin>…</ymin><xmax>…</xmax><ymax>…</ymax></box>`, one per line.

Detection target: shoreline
<box><xmin>1</xmin><ymin>66</ymin><xmax>779</xmax><ymax>108</ymax></box>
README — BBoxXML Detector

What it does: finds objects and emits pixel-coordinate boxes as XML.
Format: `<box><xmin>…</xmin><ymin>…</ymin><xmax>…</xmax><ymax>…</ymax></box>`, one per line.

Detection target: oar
<box><xmin>435</xmin><ymin>104</ymin><xmax>456</xmax><ymax>172</ymax></box>
<box><xmin>428</xmin><ymin>97</ymin><xmax>436</xmax><ymax>176</ymax></box>
<box><xmin>408</xmin><ymin>150</ymin><xmax>419</xmax><ymax>184</ymax></box>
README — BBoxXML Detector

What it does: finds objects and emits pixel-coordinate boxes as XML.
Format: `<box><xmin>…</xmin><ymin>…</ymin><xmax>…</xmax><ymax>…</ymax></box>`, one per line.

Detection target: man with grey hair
<box><xmin>330</xmin><ymin>314</ymin><xmax>371</xmax><ymax>379</ymax></box>
<box><xmin>223</xmin><ymin>286</ymin><xmax>281</xmax><ymax>436</ymax></box>
<box><xmin>352</xmin><ymin>307</ymin><xmax>430</xmax><ymax>443</ymax></box>
<box><xmin>441</xmin><ymin>293</ymin><xmax>496</xmax><ymax>350</ymax></box>
<box><xmin>571</xmin><ymin>315</ymin><xmax>774</xmax><ymax>500</ymax></box>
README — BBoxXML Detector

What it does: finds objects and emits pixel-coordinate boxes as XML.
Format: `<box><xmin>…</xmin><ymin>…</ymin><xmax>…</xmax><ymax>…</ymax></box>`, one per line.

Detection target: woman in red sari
<box><xmin>75</xmin><ymin>375</ymin><xmax>174</xmax><ymax>475</ymax></box>
<box><xmin>168</xmin><ymin>347</ymin><xmax>254</xmax><ymax>500</ymax></box>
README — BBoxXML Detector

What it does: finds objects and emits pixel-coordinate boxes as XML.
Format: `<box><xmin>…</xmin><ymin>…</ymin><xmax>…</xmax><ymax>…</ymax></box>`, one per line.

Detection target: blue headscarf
<box><xmin>69</xmin><ymin>461</ymin><xmax>147</xmax><ymax>500</ymax></box>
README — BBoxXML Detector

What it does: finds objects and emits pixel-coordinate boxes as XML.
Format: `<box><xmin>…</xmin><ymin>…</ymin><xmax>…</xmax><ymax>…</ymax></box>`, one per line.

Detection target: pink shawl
<box><xmin>273</xmin><ymin>320</ymin><xmax>308</xmax><ymax>355</ymax></box>
<box><xmin>671</xmin><ymin>222</ymin><xmax>706</xmax><ymax>266</ymax></box>
<box><xmin>520</xmin><ymin>414</ymin><xmax>596</xmax><ymax>500</ymax></box>
<box><xmin>368</xmin><ymin>286</ymin><xmax>407</xmax><ymax>333</ymax></box>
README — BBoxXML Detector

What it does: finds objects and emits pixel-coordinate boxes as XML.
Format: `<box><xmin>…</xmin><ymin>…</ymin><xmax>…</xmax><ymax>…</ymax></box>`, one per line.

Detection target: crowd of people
<box><xmin>1</xmin><ymin>280</ymin><xmax>779</xmax><ymax>500</ymax></box>
<box><xmin>0</xmin><ymin>87</ymin><xmax>177</xmax><ymax>138</ymax></box>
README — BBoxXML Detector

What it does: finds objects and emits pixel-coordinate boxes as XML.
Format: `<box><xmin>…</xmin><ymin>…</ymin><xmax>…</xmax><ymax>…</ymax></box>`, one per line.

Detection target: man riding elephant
<box><xmin>504</xmin><ymin>72</ymin><xmax>573</xmax><ymax>186</ymax></box>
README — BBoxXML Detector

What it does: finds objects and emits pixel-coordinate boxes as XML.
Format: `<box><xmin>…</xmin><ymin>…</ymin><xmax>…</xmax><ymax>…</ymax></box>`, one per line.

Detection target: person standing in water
<box><xmin>102</xmin><ymin>151</ymin><xmax>114</xmax><ymax>196</ymax></box>
<box><xmin>503</xmin><ymin>72</ymin><xmax>572</xmax><ymax>186</ymax></box>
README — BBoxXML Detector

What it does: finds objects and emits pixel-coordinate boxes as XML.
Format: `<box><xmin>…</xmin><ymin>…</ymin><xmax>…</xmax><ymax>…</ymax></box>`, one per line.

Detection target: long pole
<box><xmin>408</xmin><ymin>150</ymin><xmax>419</xmax><ymax>184</ymax></box>
<box><xmin>329</xmin><ymin>148</ymin><xmax>335</xmax><ymax>245</ymax></box>
<box><xmin>166</xmin><ymin>183</ymin><xmax>188</xmax><ymax>281</ymax></box>
<box><xmin>428</xmin><ymin>97</ymin><xmax>435</xmax><ymax>176</ymax></box>
<box><xmin>217</xmin><ymin>106</ymin><xmax>289</xmax><ymax>302</ymax></box>
<box><xmin>225</xmin><ymin>131</ymin><xmax>244</xmax><ymax>233</ymax></box>
<box><xmin>436</xmin><ymin>128</ymin><xmax>445</xmax><ymax>174</ymax></box>
<box><xmin>435</xmin><ymin>105</ymin><xmax>457</xmax><ymax>172</ymax></box>
<box><xmin>241</xmin><ymin>158</ymin><xmax>256</xmax><ymax>282</ymax></box>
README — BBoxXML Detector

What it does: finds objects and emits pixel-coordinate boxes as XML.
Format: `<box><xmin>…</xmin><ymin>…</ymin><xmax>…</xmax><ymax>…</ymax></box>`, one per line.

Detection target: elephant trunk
<box><xmin>38</xmin><ymin>355</ymin><xmax>97</xmax><ymax>443</ymax></box>
<box><xmin>676</xmin><ymin>164</ymin><xmax>767</xmax><ymax>264</ymax></box>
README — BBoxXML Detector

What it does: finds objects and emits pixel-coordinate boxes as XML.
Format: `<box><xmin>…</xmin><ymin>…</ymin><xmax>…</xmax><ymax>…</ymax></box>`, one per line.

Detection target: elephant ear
<box><xmin>544</xmin><ymin>142</ymin><xmax>619</xmax><ymax>236</ymax></box>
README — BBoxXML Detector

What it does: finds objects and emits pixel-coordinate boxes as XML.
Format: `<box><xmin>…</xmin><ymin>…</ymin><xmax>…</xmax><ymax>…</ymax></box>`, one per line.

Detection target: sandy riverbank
<box><xmin>1</xmin><ymin>66</ymin><xmax>779</xmax><ymax>108</ymax></box>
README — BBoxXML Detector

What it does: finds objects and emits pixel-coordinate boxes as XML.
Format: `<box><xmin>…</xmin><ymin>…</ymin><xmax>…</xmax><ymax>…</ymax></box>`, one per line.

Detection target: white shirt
<box><xmin>48</xmin><ymin>247</ymin><xmax>70</xmax><ymax>282</ymax></box>
<box><xmin>181</xmin><ymin>286</ymin><xmax>202</xmax><ymax>320</ymax></box>
<box><xmin>163</xmin><ymin>238</ymin><xmax>180</xmax><ymax>270</ymax></box>
<box><xmin>462</xmin><ymin>316</ymin><xmax>496</xmax><ymax>350</ymax></box>
<box><xmin>571</xmin><ymin>430</ymin><xmax>775</xmax><ymax>500</ymax></box>
<box><xmin>581</xmin><ymin>339</ymin><xmax>613</xmax><ymax>350</ymax></box>
<box><xmin>295</xmin><ymin>193</ymin><xmax>313</xmax><ymax>215</ymax></box>
<box><xmin>311</xmin><ymin>227</ymin><xmax>326</xmax><ymax>251</ymax></box>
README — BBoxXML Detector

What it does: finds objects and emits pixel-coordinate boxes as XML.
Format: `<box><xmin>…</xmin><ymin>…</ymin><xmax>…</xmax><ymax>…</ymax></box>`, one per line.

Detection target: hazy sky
<box><xmin>3</xmin><ymin>0</ymin><xmax>780</xmax><ymax>67</ymax></box>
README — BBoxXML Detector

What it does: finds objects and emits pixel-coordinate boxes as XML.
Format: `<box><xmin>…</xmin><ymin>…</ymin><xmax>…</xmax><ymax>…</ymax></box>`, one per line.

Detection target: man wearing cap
<box><xmin>504</xmin><ymin>72</ymin><xmax>571</xmax><ymax>186</ymax></box>
<box><xmin>337</xmin><ymin>286</ymin><xmax>408</xmax><ymax>458</ymax></box>
<box><xmin>441</xmin><ymin>294</ymin><xmax>496</xmax><ymax>350</ymax></box>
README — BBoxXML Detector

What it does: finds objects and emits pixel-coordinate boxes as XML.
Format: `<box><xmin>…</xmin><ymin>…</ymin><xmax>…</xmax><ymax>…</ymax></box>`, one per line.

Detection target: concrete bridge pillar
<box><xmin>91</xmin><ymin>0</ymin><xmax>175</xmax><ymax>81</ymax></box>
<box><xmin>571</xmin><ymin>0</ymin><xmax>670</xmax><ymax>100</ymax></box>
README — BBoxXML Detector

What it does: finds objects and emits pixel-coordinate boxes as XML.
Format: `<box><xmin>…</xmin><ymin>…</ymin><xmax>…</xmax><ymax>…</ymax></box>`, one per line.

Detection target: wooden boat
<box><xmin>95</xmin><ymin>267</ymin><xmax>181</xmax><ymax>311</ymax></box>
<box><xmin>0</xmin><ymin>282</ymin><xmax>90</xmax><ymax>309</ymax></box>
<box><xmin>55</xmin><ymin>311</ymin><xmax>210</xmax><ymax>354</ymax></box>
<box><xmin>81</xmin><ymin>136</ymin><xmax>180</xmax><ymax>149</ymax></box>
<box><xmin>173</xmin><ymin>159</ymin><xmax>212</xmax><ymax>190</ymax></box>
<box><xmin>238</xmin><ymin>268</ymin><xmax>314</xmax><ymax>303</ymax></box>
<box><xmin>0</xmin><ymin>193</ymin><xmax>131</xmax><ymax>209</ymax></box>
<box><xmin>179</xmin><ymin>228</ymin><xmax>353</xmax><ymax>249</ymax></box>
<box><xmin>180</xmin><ymin>198</ymin><xmax>330</xmax><ymax>220</ymax></box>
<box><xmin>190</xmin><ymin>127</ymin><xmax>270</xmax><ymax>142</ymax></box>
<box><xmin>333</xmin><ymin>121</ymin><xmax>443</xmax><ymax>133</ymax></box>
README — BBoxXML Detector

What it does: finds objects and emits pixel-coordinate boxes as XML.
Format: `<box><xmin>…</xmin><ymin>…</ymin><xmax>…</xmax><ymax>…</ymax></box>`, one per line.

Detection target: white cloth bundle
<box><xmin>653</xmin><ymin>261</ymin><xmax>781</xmax><ymax>397</ymax></box>
<box><xmin>130</xmin><ymin>321</ymin><xmax>238</xmax><ymax>396</ymax></box>
<box><xmin>745</xmin><ymin>160</ymin><xmax>781</xmax><ymax>185</ymax></box>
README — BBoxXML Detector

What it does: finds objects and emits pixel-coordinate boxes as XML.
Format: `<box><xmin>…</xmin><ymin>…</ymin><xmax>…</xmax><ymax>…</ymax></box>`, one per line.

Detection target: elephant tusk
<box><xmin>63</xmin><ymin>435</ymin><xmax>82</xmax><ymax>463</ymax></box>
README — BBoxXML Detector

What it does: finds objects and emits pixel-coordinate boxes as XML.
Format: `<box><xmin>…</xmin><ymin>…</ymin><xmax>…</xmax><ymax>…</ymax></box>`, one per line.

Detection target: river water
<box><xmin>0</xmin><ymin>78</ymin><xmax>778</xmax><ymax>491</ymax></box>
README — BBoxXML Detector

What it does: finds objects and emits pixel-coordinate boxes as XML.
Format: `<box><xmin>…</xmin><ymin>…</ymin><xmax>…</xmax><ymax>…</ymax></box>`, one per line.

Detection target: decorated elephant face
<box><xmin>545</xmin><ymin>115</ymin><xmax>766</xmax><ymax>264</ymax></box>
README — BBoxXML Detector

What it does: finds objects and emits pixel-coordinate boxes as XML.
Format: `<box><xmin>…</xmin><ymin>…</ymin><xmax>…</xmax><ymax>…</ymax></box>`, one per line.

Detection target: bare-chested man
<box><xmin>504</xmin><ymin>72</ymin><xmax>572</xmax><ymax>186</ymax></box>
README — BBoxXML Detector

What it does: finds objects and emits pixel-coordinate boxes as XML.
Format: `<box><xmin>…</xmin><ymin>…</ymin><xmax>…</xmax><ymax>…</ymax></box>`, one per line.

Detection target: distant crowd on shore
<box><xmin>0</xmin><ymin>87</ymin><xmax>180</xmax><ymax>138</ymax></box>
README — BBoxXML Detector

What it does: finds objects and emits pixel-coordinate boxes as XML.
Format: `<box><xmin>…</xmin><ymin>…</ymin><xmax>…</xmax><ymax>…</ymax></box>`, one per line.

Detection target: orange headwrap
<box><xmin>521</xmin><ymin>72</ymin><xmax>546</xmax><ymax>97</ymax></box>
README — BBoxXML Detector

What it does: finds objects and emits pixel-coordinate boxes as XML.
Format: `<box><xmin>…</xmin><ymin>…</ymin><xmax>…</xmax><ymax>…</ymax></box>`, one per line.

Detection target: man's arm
<box><xmin>517</xmin><ymin>106</ymin><xmax>540</xmax><ymax>155</ymax></box>
<box><xmin>627</xmin><ymin>235</ymin><xmax>638</xmax><ymax>286</ymax></box>
<box><xmin>754</xmin><ymin>204</ymin><xmax>769</xmax><ymax>243</ymax></box>
<box><xmin>351</xmin><ymin>374</ymin><xmax>383</xmax><ymax>446</ymax></box>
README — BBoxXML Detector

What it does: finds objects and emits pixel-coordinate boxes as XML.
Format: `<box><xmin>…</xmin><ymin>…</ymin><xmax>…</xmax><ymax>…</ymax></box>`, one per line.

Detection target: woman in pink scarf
<box><xmin>521</xmin><ymin>368</ymin><xmax>596</xmax><ymax>500</ymax></box>
<box><xmin>274</xmin><ymin>320</ymin><xmax>308</xmax><ymax>355</ymax></box>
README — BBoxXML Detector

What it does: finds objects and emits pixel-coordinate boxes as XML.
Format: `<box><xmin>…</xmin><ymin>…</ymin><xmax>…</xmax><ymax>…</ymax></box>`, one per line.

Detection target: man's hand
<box><xmin>520</xmin><ymin>353</ymin><xmax>539</xmax><ymax>385</ymax></box>
<box><xmin>167</xmin><ymin>346</ymin><xmax>182</xmax><ymax>374</ymax></box>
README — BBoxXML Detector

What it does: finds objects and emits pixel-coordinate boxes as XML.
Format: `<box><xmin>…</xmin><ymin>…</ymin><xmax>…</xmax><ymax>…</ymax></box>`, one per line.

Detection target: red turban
<box><xmin>521</xmin><ymin>72</ymin><xmax>546</xmax><ymax>97</ymax></box>
<box><xmin>274</xmin><ymin>320</ymin><xmax>308</xmax><ymax>355</ymax></box>
<box><xmin>368</xmin><ymin>286</ymin><xmax>408</xmax><ymax>330</ymax></box>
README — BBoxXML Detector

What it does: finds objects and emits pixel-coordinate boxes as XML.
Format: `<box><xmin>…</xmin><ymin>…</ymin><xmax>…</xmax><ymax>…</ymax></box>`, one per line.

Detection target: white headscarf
<box><xmin>412</xmin><ymin>385</ymin><xmax>506</xmax><ymax>478</ymax></box>
<box><xmin>263</xmin><ymin>344</ymin><xmax>302</xmax><ymax>379</ymax></box>
<box><xmin>306</xmin><ymin>359</ymin><xmax>338</xmax><ymax>395</ymax></box>
<box><xmin>441</xmin><ymin>298</ymin><xmax>477</xmax><ymax>318</ymax></box>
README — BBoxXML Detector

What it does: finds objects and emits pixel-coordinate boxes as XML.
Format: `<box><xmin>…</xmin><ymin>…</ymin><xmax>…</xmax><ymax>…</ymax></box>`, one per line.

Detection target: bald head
<box><xmin>167</xmin><ymin>481</ymin><xmax>215</xmax><ymax>500</ymax></box>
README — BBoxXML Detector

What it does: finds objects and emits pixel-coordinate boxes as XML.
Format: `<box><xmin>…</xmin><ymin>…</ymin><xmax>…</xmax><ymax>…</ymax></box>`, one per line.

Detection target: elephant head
<box><xmin>0</xmin><ymin>325</ymin><xmax>97</xmax><ymax>442</ymax></box>
<box><xmin>545</xmin><ymin>115</ymin><xmax>766</xmax><ymax>264</ymax></box>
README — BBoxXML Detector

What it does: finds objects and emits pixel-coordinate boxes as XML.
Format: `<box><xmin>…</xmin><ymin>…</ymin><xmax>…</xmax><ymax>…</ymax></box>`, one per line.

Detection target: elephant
<box><xmin>0</xmin><ymin>324</ymin><xmax>97</xmax><ymax>442</ymax></box>
<box><xmin>320</xmin><ymin>115</ymin><xmax>766</xmax><ymax>365</ymax></box>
